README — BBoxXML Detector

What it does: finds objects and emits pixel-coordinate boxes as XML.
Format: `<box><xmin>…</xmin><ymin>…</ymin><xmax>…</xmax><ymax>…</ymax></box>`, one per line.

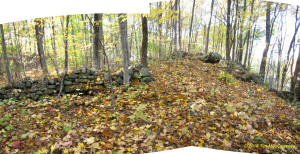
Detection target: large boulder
<box><xmin>139</xmin><ymin>67</ymin><xmax>154</xmax><ymax>83</ymax></box>
<box><xmin>200</xmin><ymin>52</ymin><xmax>222</xmax><ymax>64</ymax></box>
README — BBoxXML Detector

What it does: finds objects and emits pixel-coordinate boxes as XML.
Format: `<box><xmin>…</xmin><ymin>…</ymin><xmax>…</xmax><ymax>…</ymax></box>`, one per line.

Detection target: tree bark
<box><xmin>141</xmin><ymin>16</ymin><xmax>149</xmax><ymax>68</ymax></box>
<box><xmin>34</xmin><ymin>18</ymin><xmax>48</xmax><ymax>74</ymax></box>
<box><xmin>118</xmin><ymin>14</ymin><xmax>130</xmax><ymax>86</ymax></box>
<box><xmin>93</xmin><ymin>14</ymin><xmax>101</xmax><ymax>70</ymax></box>
<box><xmin>188</xmin><ymin>0</ymin><xmax>196</xmax><ymax>53</ymax></box>
<box><xmin>58</xmin><ymin>15</ymin><xmax>70</xmax><ymax>97</ymax></box>
<box><xmin>282</xmin><ymin>6</ymin><xmax>300</xmax><ymax>91</ymax></box>
<box><xmin>178</xmin><ymin>0</ymin><xmax>182</xmax><ymax>51</ymax></box>
<box><xmin>293</xmin><ymin>44</ymin><xmax>300</xmax><ymax>101</ymax></box>
<box><xmin>259</xmin><ymin>2</ymin><xmax>271</xmax><ymax>78</ymax></box>
<box><xmin>81</xmin><ymin>15</ymin><xmax>89</xmax><ymax>67</ymax></box>
<box><xmin>158</xmin><ymin>2</ymin><xmax>163</xmax><ymax>58</ymax></box>
<box><xmin>226</xmin><ymin>0</ymin><xmax>232</xmax><ymax>61</ymax></box>
<box><xmin>204</xmin><ymin>0</ymin><xmax>215</xmax><ymax>54</ymax></box>
<box><xmin>0</xmin><ymin>24</ymin><xmax>12</xmax><ymax>83</ymax></box>
<box><xmin>50</xmin><ymin>18</ymin><xmax>60</xmax><ymax>75</ymax></box>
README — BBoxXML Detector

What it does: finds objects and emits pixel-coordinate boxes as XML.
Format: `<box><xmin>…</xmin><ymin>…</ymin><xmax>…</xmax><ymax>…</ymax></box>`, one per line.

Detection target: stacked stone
<box><xmin>0</xmin><ymin>66</ymin><xmax>155</xmax><ymax>101</ymax></box>
<box><xmin>0</xmin><ymin>68</ymin><xmax>102</xmax><ymax>101</ymax></box>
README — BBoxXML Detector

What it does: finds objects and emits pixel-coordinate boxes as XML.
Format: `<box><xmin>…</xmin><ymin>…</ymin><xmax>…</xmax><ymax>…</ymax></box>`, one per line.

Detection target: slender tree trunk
<box><xmin>188</xmin><ymin>0</ymin><xmax>196</xmax><ymax>53</ymax></box>
<box><xmin>12</xmin><ymin>22</ymin><xmax>25</xmax><ymax>78</ymax></box>
<box><xmin>89</xmin><ymin>15</ymin><xmax>93</xmax><ymax>68</ymax></box>
<box><xmin>282</xmin><ymin>6</ymin><xmax>300</xmax><ymax>91</ymax></box>
<box><xmin>173</xmin><ymin>0</ymin><xmax>178</xmax><ymax>52</ymax></box>
<box><xmin>93</xmin><ymin>14</ymin><xmax>101</xmax><ymax>70</ymax></box>
<box><xmin>118</xmin><ymin>14</ymin><xmax>130</xmax><ymax>86</ymax></box>
<box><xmin>204</xmin><ymin>0</ymin><xmax>215</xmax><ymax>54</ymax></box>
<box><xmin>58</xmin><ymin>15</ymin><xmax>70</xmax><ymax>97</ymax></box>
<box><xmin>293</xmin><ymin>44</ymin><xmax>300</xmax><ymax>100</ymax></box>
<box><xmin>237</xmin><ymin>0</ymin><xmax>247</xmax><ymax>63</ymax></box>
<box><xmin>141</xmin><ymin>16</ymin><xmax>149</xmax><ymax>68</ymax></box>
<box><xmin>99</xmin><ymin>14</ymin><xmax>105</xmax><ymax>70</ymax></box>
<box><xmin>259</xmin><ymin>2</ymin><xmax>271</xmax><ymax>78</ymax></box>
<box><xmin>158</xmin><ymin>2</ymin><xmax>163</xmax><ymax>58</ymax></box>
<box><xmin>248</xmin><ymin>25</ymin><xmax>256</xmax><ymax>67</ymax></box>
<box><xmin>34</xmin><ymin>18</ymin><xmax>48</xmax><ymax>74</ymax></box>
<box><xmin>178</xmin><ymin>0</ymin><xmax>182</xmax><ymax>51</ymax></box>
<box><xmin>226</xmin><ymin>0</ymin><xmax>232</xmax><ymax>61</ymax></box>
<box><xmin>50</xmin><ymin>19</ymin><xmax>60</xmax><ymax>75</ymax></box>
<box><xmin>81</xmin><ymin>15</ymin><xmax>89</xmax><ymax>67</ymax></box>
<box><xmin>0</xmin><ymin>24</ymin><xmax>12</xmax><ymax>83</ymax></box>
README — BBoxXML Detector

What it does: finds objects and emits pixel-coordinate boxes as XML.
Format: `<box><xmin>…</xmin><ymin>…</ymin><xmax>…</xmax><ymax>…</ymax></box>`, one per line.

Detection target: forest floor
<box><xmin>0</xmin><ymin>58</ymin><xmax>299</xmax><ymax>153</ymax></box>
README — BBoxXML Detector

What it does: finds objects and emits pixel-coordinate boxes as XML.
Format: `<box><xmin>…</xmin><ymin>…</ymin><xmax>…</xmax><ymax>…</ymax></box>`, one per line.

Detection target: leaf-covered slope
<box><xmin>0</xmin><ymin>58</ymin><xmax>299</xmax><ymax>153</ymax></box>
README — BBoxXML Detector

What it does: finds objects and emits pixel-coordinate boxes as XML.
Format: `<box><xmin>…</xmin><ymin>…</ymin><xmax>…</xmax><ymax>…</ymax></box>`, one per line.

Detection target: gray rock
<box><xmin>79</xmin><ymin>79</ymin><xmax>89</xmax><ymax>83</ymax></box>
<box><xmin>133</xmin><ymin>71</ymin><xmax>139</xmax><ymax>79</ymax></box>
<box><xmin>140</xmin><ymin>67</ymin><xmax>152</xmax><ymax>77</ymax></box>
<box><xmin>37</xmin><ymin>91</ymin><xmax>43</xmax><ymax>96</ymax></box>
<box><xmin>128</xmin><ymin>66</ymin><xmax>134</xmax><ymax>77</ymax></box>
<box><xmin>104</xmin><ymin>72</ymin><xmax>112</xmax><ymax>81</ymax></box>
<box><xmin>68</xmin><ymin>74</ymin><xmax>78</xmax><ymax>79</ymax></box>
<box><xmin>82</xmin><ymin>68</ymin><xmax>87</xmax><ymax>74</ymax></box>
<box><xmin>116</xmin><ymin>77</ymin><xmax>123</xmax><ymax>85</ymax></box>
<box><xmin>64</xmin><ymin>80</ymin><xmax>73</xmax><ymax>86</ymax></box>
<box><xmin>200</xmin><ymin>52</ymin><xmax>222</xmax><ymax>64</ymax></box>
<box><xmin>48</xmin><ymin>79</ymin><xmax>55</xmax><ymax>85</ymax></box>
<box><xmin>115</xmin><ymin>70</ymin><xmax>123</xmax><ymax>78</ymax></box>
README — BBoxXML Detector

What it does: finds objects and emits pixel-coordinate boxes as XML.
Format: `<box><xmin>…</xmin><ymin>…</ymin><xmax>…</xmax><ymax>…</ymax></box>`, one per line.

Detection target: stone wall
<box><xmin>0</xmin><ymin>68</ymin><xmax>101</xmax><ymax>101</ymax></box>
<box><xmin>0</xmin><ymin>66</ymin><xmax>154</xmax><ymax>101</ymax></box>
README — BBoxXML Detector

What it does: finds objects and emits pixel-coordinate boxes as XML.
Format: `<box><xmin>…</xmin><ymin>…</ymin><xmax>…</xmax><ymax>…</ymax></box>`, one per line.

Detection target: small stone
<box><xmin>74</xmin><ymin>70</ymin><xmax>81</xmax><ymax>74</ymax></box>
<box><xmin>140</xmin><ymin>67</ymin><xmax>152</xmax><ymax>77</ymax></box>
<box><xmin>64</xmin><ymin>80</ymin><xmax>73</xmax><ymax>86</ymax></box>
<box><xmin>48</xmin><ymin>79</ymin><xmax>55</xmax><ymax>85</ymax></box>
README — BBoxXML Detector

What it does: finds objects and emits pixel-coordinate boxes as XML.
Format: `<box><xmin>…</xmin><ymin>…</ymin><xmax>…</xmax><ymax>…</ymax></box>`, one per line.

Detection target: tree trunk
<box><xmin>81</xmin><ymin>15</ymin><xmax>89</xmax><ymax>67</ymax></box>
<box><xmin>0</xmin><ymin>24</ymin><xmax>12</xmax><ymax>83</ymax></box>
<box><xmin>178</xmin><ymin>0</ymin><xmax>182</xmax><ymax>51</ymax></box>
<box><xmin>158</xmin><ymin>2</ymin><xmax>163</xmax><ymax>58</ymax></box>
<box><xmin>226</xmin><ymin>0</ymin><xmax>232</xmax><ymax>61</ymax></box>
<box><xmin>118</xmin><ymin>14</ymin><xmax>130</xmax><ymax>86</ymax></box>
<box><xmin>237</xmin><ymin>0</ymin><xmax>247</xmax><ymax>63</ymax></box>
<box><xmin>259</xmin><ymin>2</ymin><xmax>271</xmax><ymax>78</ymax></box>
<box><xmin>293</xmin><ymin>44</ymin><xmax>300</xmax><ymax>101</ymax></box>
<box><xmin>141</xmin><ymin>16</ymin><xmax>148</xmax><ymax>68</ymax></box>
<box><xmin>204</xmin><ymin>0</ymin><xmax>215</xmax><ymax>54</ymax></box>
<box><xmin>89</xmin><ymin>15</ymin><xmax>93</xmax><ymax>68</ymax></box>
<box><xmin>50</xmin><ymin>18</ymin><xmax>60</xmax><ymax>75</ymax></box>
<box><xmin>173</xmin><ymin>0</ymin><xmax>178</xmax><ymax>52</ymax></box>
<box><xmin>93</xmin><ymin>14</ymin><xmax>101</xmax><ymax>70</ymax></box>
<box><xmin>188</xmin><ymin>0</ymin><xmax>196</xmax><ymax>53</ymax></box>
<box><xmin>282</xmin><ymin>6</ymin><xmax>300</xmax><ymax>91</ymax></box>
<box><xmin>58</xmin><ymin>15</ymin><xmax>70</xmax><ymax>97</ymax></box>
<box><xmin>99</xmin><ymin>14</ymin><xmax>105</xmax><ymax>70</ymax></box>
<box><xmin>34</xmin><ymin>18</ymin><xmax>48</xmax><ymax>74</ymax></box>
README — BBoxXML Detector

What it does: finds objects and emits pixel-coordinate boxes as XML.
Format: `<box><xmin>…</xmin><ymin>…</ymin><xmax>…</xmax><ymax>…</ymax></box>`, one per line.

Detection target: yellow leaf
<box><xmin>257</xmin><ymin>88</ymin><xmax>261</xmax><ymax>92</ymax></box>
<box><xmin>198</xmin><ymin>139</ymin><xmax>204</xmax><ymax>147</ymax></box>
<box><xmin>77</xmin><ymin>142</ymin><xmax>85</xmax><ymax>149</ymax></box>
<box><xmin>63</xmin><ymin>149</ymin><xmax>69</xmax><ymax>154</ymax></box>
<box><xmin>5</xmin><ymin>146</ymin><xmax>10</xmax><ymax>152</ymax></box>
<box><xmin>90</xmin><ymin>142</ymin><xmax>100</xmax><ymax>149</ymax></box>
<box><xmin>50</xmin><ymin>142</ymin><xmax>57</xmax><ymax>153</ymax></box>
<box><xmin>84</xmin><ymin>137</ymin><xmax>95</xmax><ymax>144</ymax></box>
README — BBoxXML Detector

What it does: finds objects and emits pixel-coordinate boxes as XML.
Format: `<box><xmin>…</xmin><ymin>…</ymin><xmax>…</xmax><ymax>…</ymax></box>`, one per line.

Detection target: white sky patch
<box><xmin>264</xmin><ymin>0</ymin><xmax>300</xmax><ymax>6</ymax></box>
<box><xmin>0</xmin><ymin>0</ymin><xmax>153</xmax><ymax>24</ymax></box>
